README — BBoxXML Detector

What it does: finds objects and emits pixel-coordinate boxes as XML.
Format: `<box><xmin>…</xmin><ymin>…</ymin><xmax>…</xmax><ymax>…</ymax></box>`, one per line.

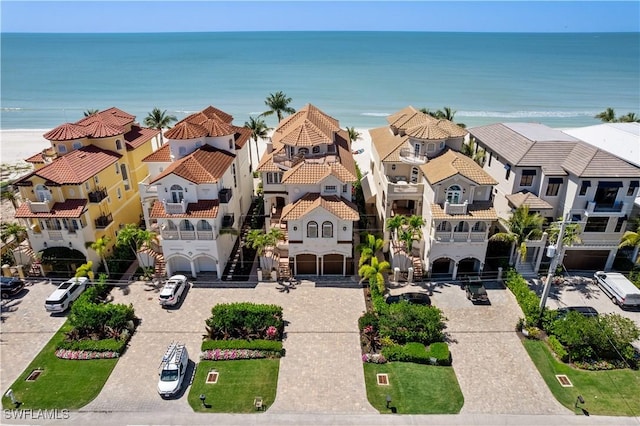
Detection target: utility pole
<box><xmin>539</xmin><ymin>214</ymin><xmax>569</xmax><ymax>313</ymax></box>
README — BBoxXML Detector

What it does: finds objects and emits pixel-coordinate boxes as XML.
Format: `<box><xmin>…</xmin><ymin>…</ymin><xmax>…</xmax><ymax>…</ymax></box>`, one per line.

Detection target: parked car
<box><xmin>158</xmin><ymin>275</ymin><xmax>188</xmax><ymax>307</ymax></box>
<box><xmin>557</xmin><ymin>306</ymin><xmax>599</xmax><ymax>318</ymax></box>
<box><xmin>465</xmin><ymin>283</ymin><xmax>489</xmax><ymax>303</ymax></box>
<box><xmin>594</xmin><ymin>271</ymin><xmax>640</xmax><ymax>308</ymax></box>
<box><xmin>44</xmin><ymin>277</ymin><xmax>89</xmax><ymax>313</ymax></box>
<box><xmin>385</xmin><ymin>292</ymin><xmax>432</xmax><ymax>306</ymax></box>
<box><xmin>158</xmin><ymin>342</ymin><xmax>189</xmax><ymax>398</ymax></box>
<box><xmin>1</xmin><ymin>276</ymin><xmax>25</xmax><ymax>299</ymax></box>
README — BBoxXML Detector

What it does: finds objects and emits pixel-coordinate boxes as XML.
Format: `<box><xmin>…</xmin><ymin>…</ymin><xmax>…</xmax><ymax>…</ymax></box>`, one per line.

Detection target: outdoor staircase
<box><xmin>15</xmin><ymin>244</ymin><xmax>42</xmax><ymax>277</ymax></box>
<box><xmin>139</xmin><ymin>246</ymin><xmax>166</xmax><ymax>278</ymax></box>
<box><xmin>411</xmin><ymin>256</ymin><xmax>423</xmax><ymax>282</ymax></box>
<box><xmin>221</xmin><ymin>201</ymin><xmax>260</xmax><ymax>281</ymax></box>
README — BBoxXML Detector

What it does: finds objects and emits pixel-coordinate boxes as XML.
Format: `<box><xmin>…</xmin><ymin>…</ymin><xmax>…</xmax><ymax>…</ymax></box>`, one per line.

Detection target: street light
<box><xmin>386</xmin><ymin>394</ymin><xmax>392</xmax><ymax>409</ymax></box>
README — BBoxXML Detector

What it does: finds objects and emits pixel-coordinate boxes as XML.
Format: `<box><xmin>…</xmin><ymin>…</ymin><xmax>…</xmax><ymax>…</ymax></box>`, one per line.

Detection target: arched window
<box><xmin>165</xmin><ymin>221</ymin><xmax>177</xmax><ymax>231</ymax></box>
<box><xmin>312</xmin><ymin>146</ymin><xmax>320</xmax><ymax>154</ymax></box>
<box><xmin>170</xmin><ymin>184</ymin><xmax>184</xmax><ymax>203</ymax></box>
<box><xmin>322</xmin><ymin>221</ymin><xmax>333</xmax><ymax>238</ymax></box>
<box><xmin>35</xmin><ymin>184</ymin><xmax>51</xmax><ymax>202</ymax></box>
<box><xmin>472</xmin><ymin>221</ymin><xmax>486</xmax><ymax>232</ymax></box>
<box><xmin>298</xmin><ymin>147</ymin><xmax>309</xmax><ymax>156</ymax></box>
<box><xmin>179</xmin><ymin>220</ymin><xmax>194</xmax><ymax>231</ymax></box>
<box><xmin>454</xmin><ymin>221</ymin><xmax>468</xmax><ymax>232</ymax></box>
<box><xmin>436</xmin><ymin>221</ymin><xmax>451</xmax><ymax>232</ymax></box>
<box><xmin>197</xmin><ymin>220</ymin><xmax>212</xmax><ymax>231</ymax></box>
<box><xmin>307</xmin><ymin>221</ymin><xmax>318</xmax><ymax>238</ymax></box>
<box><xmin>446</xmin><ymin>185</ymin><xmax>462</xmax><ymax>204</ymax></box>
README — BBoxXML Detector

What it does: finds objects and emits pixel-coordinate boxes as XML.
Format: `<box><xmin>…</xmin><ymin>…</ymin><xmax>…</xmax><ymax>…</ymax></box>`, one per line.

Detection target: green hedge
<box><xmin>547</xmin><ymin>335</ymin><xmax>568</xmax><ymax>362</ymax></box>
<box><xmin>504</xmin><ymin>269</ymin><xmax>543</xmax><ymax>325</ymax></box>
<box><xmin>201</xmin><ymin>339</ymin><xmax>283</xmax><ymax>354</ymax></box>
<box><xmin>381</xmin><ymin>342</ymin><xmax>452</xmax><ymax>366</ymax></box>
<box><xmin>57</xmin><ymin>337</ymin><xmax>128</xmax><ymax>354</ymax></box>
<box><xmin>205</xmin><ymin>303</ymin><xmax>284</xmax><ymax>341</ymax></box>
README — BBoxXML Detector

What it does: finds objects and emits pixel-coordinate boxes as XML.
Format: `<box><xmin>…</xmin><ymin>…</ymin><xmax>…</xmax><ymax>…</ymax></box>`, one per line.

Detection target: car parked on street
<box><xmin>385</xmin><ymin>292</ymin><xmax>432</xmax><ymax>306</ymax></box>
<box><xmin>158</xmin><ymin>275</ymin><xmax>188</xmax><ymax>307</ymax></box>
<box><xmin>44</xmin><ymin>277</ymin><xmax>89</xmax><ymax>313</ymax></box>
<box><xmin>1</xmin><ymin>276</ymin><xmax>25</xmax><ymax>299</ymax></box>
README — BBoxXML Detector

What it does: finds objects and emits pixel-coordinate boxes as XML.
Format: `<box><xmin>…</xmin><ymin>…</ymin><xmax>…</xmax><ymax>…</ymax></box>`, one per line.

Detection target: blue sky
<box><xmin>1</xmin><ymin>1</ymin><xmax>638</xmax><ymax>33</ymax></box>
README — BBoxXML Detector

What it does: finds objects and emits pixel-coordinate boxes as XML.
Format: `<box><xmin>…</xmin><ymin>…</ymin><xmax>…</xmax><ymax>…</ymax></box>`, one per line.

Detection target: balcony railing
<box><xmin>48</xmin><ymin>230</ymin><xmax>63</xmax><ymax>240</ymax></box>
<box><xmin>26</xmin><ymin>199</ymin><xmax>53</xmax><ymax>213</ymax></box>
<box><xmin>272</xmin><ymin>151</ymin><xmax>339</xmax><ymax>169</ymax></box>
<box><xmin>94</xmin><ymin>213</ymin><xmax>113</xmax><ymax>229</ymax></box>
<box><xmin>433</xmin><ymin>230</ymin><xmax>487</xmax><ymax>243</ymax></box>
<box><xmin>88</xmin><ymin>187</ymin><xmax>108</xmax><ymax>203</ymax></box>
<box><xmin>584</xmin><ymin>200</ymin><xmax>628</xmax><ymax>216</ymax></box>
<box><xmin>161</xmin><ymin>230</ymin><xmax>214</xmax><ymax>241</ymax></box>
<box><xmin>197</xmin><ymin>231</ymin><xmax>214</xmax><ymax>240</ymax></box>
<box><xmin>399</xmin><ymin>148</ymin><xmax>428</xmax><ymax>164</ymax></box>
<box><xmin>163</xmin><ymin>200</ymin><xmax>187</xmax><ymax>214</ymax></box>
<box><xmin>219</xmin><ymin>188</ymin><xmax>232</xmax><ymax>203</ymax></box>
<box><xmin>138</xmin><ymin>176</ymin><xmax>159</xmax><ymax>200</ymax></box>
<box><xmin>444</xmin><ymin>201</ymin><xmax>468</xmax><ymax>215</ymax></box>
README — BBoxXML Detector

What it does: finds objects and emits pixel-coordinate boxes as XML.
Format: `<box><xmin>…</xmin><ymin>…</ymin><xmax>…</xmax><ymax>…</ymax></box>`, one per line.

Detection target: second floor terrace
<box><xmin>272</xmin><ymin>150</ymin><xmax>339</xmax><ymax>170</ymax></box>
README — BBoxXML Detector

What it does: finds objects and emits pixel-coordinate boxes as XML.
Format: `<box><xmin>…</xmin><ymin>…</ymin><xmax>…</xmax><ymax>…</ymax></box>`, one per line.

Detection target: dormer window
<box><xmin>299</xmin><ymin>147</ymin><xmax>309</xmax><ymax>156</ymax></box>
<box><xmin>446</xmin><ymin>185</ymin><xmax>462</xmax><ymax>204</ymax></box>
<box><xmin>170</xmin><ymin>184</ymin><xmax>184</xmax><ymax>203</ymax></box>
<box><xmin>312</xmin><ymin>146</ymin><xmax>320</xmax><ymax>154</ymax></box>
<box><xmin>427</xmin><ymin>143</ymin><xmax>435</xmax><ymax>152</ymax></box>
<box><xmin>58</xmin><ymin>145</ymin><xmax>67</xmax><ymax>154</ymax></box>
<box><xmin>72</xmin><ymin>141</ymin><xmax>82</xmax><ymax>150</ymax></box>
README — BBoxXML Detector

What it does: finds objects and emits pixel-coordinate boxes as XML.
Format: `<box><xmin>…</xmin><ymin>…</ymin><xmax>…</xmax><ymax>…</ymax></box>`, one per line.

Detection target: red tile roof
<box><xmin>149</xmin><ymin>199</ymin><xmax>219</xmax><ymax>219</ymax></box>
<box><xmin>164</xmin><ymin>121</ymin><xmax>209</xmax><ymax>139</ymax></box>
<box><xmin>43</xmin><ymin>123</ymin><xmax>88</xmax><ymax>141</ymax></box>
<box><xmin>124</xmin><ymin>126</ymin><xmax>160</xmax><ymax>150</ymax></box>
<box><xmin>43</xmin><ymin>107</ymin><xmax>148</xmax><ymax>141</ymax></box>
<box><xmin>150</xmin><ymin>145</ymin><xmax>235</xmax><ymax>184</ymax></box>
<box><xmin>281</xmin><ymin>193</ymin><xmax>359</xmax><ymax>221</ymax></box>
<box><xmin>83</xmin><ymin>119</ymin><xmax>125</xmax><ymax>138</ymax></box>
<box><xmin>14</xmin><ymin>199</ymin><xmax>87</xmax><ymax>218</ymax></box>
<box><xmin>142</xmin><ymin>144</ymin><xmax>172</xmax><ymax>162</ymax></box>
<box><xmin>32</xmin><ymin>145</ymin><xmax>121</xmax><ymax>185</ymax></box>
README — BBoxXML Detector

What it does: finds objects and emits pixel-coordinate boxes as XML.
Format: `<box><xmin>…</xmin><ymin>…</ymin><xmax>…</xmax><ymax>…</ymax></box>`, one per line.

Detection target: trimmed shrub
<box><xmin>504</xmin><ymin>269</ymin><xmax>544</xmax><ymax>326</ymax></box>
<box><xmin>57</xmin><ymin>337</ymin><xmax>128</xmax><ymax>354</ymax></box>
<box><xmin>381</xmin><ymin>344</ymin><xmax>408</xmax><ymax>362</ymax></box>
<box><xmin>201</xmin><ymin>339</ymin><xmax>283</xmax><ymax>355</ymax></box>
<box><xmin>200</xmin><ymin>349</ymin><xmax>274</xmax><ymax>361</ymax></box>
<box><xmin>403</xmin><ymin>342</ymin><xmax>430</xmax><ymax>364</ymax></box>
<box><xmin>547</xmin><ymin>335</ymin><xmax>568</xmax><ymax>362</ymax></box>
<box><xmin>426</xmin><ymin>342</ymin><xmax>452</xmax><ymax>366</ymax></box>
<box><xmin>378</xmin><ymin>303</ymin><xmax>446</xmax><ymax>345</ymax></box>
<box><xmin>205</xmin><ymin>302</ymin><xmax>284</xmax><ymax>341</ymax></box>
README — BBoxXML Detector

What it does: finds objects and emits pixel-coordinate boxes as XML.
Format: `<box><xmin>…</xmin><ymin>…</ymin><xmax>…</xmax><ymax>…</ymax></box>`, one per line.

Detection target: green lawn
<box><xmin>363</xmin><ymin>362</ymin><xmax>463</xmax><ymax>414</ymax></box>
<box><xmin>523</xmin><ymin>339</ymin><xmax>640</xmax><ymax>416</ymax></box>
<box><xmin>1</xmin><ymin>323</ymin><xmax>118</xmax><ymax>410</ymax></box>
<box><xmin>188</xmin><ymin>359</ymin><xmax>280</xmax><ymax>413</ymax></box>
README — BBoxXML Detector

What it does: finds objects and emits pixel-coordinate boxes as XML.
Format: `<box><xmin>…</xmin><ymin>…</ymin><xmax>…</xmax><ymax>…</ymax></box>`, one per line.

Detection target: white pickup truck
<box><xmin>593</xmin><ymin>271</ymin><xmax>640</xmax><ymax>308</ymax></box>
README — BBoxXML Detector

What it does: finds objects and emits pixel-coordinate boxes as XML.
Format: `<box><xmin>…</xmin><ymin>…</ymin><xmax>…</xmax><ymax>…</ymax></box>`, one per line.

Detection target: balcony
<box><xmin>219</xmin><ymin>187</ymin><xmax>233</xmax><ymax>204</ymax></box>
<box><xmin>399</xmin><ymin>148</ymin><xmax>428</xmax><ymax>165</ymax></box>
<box><xmin>88</xmin><ymin>187</ymin><xmax>108</xmax><ymax>203</ymax></box>
<box><xmin>272</xmin><ymin>151</ymin><xmax>339</xmax><ymax>169</ymax></box>
<box><xmin>138</xmin><ymin>176</ymin><xmax>158</xmax><ymax>200</ymax></box>
<box><xmin>584</xmin><ymin>200</ymin><xmax>628</xmax><ymax>217</ymax></box>
<box><xmin>94</xmin><ymin>213</ymin><xmax>113</xmax><ymax>229</ymax></box>
<box><xmin>444</xmin><ymin>200</ymin><xmax>468</xmax><ymax>215</ymax></box>
<box><xmin>433</xmin><ymin>231</ymin><xmax>487</xmax><ymax>243</ymax></box>
<box><xmin>161</xmin><ymin>230</ymin><xmax>214</xmax><ymax>241</ymax></box>
<box><xmin>221</xmin><ymin>214</ymin><xmax>235</xmax><ymax>229</ymax></box>
<box><xmin>163</xmin><ymin>199</ymin><xmax>187</xmax><ymax>214</ymax></box>
<box><xmin>26</xmin><ymin>198</ymin><xmax>53</xmax><ymax>213</ymax></box>
<box><xmin>387</xmin><ymin>176</ymin><xmax>423</xmax><ymax>194</ymax></box>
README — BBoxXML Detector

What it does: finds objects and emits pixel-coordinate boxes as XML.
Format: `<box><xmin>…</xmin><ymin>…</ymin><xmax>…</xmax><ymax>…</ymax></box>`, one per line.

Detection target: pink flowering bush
<box><xmin>266</xmin><ymin>326</ymin><xmax>278</xmax><ymax>340</ymax></box>
<box><xmin>55</xmin><ymin>349</ymin><xmax>120</xmax><ymax>360</ymax></box>
<box><xmin>362</xmin><ymin>353</ymin><xmax>387</xmax><ymax>364</ymax></box>
<box><xmin>200</xmin><ymin>348</ymin><xmax>268</xmax><ymax>361</ymax></box>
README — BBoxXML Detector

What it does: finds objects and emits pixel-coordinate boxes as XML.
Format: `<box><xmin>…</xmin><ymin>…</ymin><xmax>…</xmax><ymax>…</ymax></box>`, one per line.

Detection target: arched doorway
<box><xmin>431</xmin><ymin>257</ymin><xmax>453</xmax><ymax>279</ymax></box>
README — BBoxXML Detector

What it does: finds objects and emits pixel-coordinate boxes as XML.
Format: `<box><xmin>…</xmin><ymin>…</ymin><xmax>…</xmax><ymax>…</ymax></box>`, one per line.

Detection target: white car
<box><xmin>158</xmin><ymin>275</ymin><xmax>188</xmax><ymax>307</ymax></box>
<box><xmin>45</xmin><ymin>277</ymin><xmax>89</xmax><ymax>313</ymax></box>
<box><xmin>158</xmin><ymin>342</ymin><xmax>189</xmax><ymax>398</ymax></box>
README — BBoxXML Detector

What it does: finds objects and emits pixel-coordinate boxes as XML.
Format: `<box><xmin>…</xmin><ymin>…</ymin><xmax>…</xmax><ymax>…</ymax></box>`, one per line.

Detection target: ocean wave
<box><xmin>1</xmin><ymin>107</ymin><xmax>23</xmax><ymax>111</ymax></box>
<box><xmin>458</xmin><ymin>110</ymin><xmax>599</xmax><ymax>118</ymax></box>
<box><xmin>361</xmin><ymin>112</ymin><xmax>390</xmax><ymax>117</ymax></box>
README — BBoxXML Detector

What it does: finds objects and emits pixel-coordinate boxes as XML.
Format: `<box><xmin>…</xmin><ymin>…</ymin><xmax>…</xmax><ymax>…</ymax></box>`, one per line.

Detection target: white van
<box><xmin>593</xmin><ymin>271</ymin><xmax>640</xmax><ymax>308</ymax></box>
<box><xmin>158</xmin><ymin>342</ymin><xmax>189</xmax><ymax>398</ymax></box>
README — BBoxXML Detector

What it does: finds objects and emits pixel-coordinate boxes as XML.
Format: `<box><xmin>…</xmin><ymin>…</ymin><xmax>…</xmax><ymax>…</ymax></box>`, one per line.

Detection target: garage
<box><xmin>168</xmin><ymin>256</ymin><xmax>191</xmax><ymax>275</ymax></box>
<box><xmin>562</xmin><ymin>249</ymin><xmax>609</xmax><ymax>271</ymax></box>
<box><xmin>296</xmin><ymin>254</ymin><xmax>317</xmax><ymax>275</ymax></box>
<box><xmin>196</xmin><ymin>256</ymin><xmax>216</xmax><ymax>273</ymax></box>
<box><xmin>323</xmin><ymin>254</ymin><xmax>344</xmax><ymax>275</ymax></box>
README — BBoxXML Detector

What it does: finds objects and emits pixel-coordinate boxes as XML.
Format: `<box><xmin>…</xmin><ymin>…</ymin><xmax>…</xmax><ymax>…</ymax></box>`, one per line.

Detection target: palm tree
<box><xmin>262</xmin><ymin>91</ymin><xmax>295</xmax><ymax>123</ymax></box>
<box><xmin>619</xmin><ymin>218</ymin><xmax>640</xmax><ymax>264</ymax></box>
<box><xmin>356</xmin><ymin>233</ymin><xmax>384</xmax><ymax>267</ymax></box>
<box><xmin>115</xmin><ymin>223</ymin><xmax>158</xmax><ymax>270</ymax></box>
<box><xmin>83</xmin><ymin>109</ymin><xmax>99</xmax><ymax>117</ymax></box>
<box><xmin>618</xmin><ymin>112</ymin><xmax>640</xmax><ymax>123</ymax></box>
<box><xmin>1</xmin><ymin>188</ymin><xmax>20</xmax><ymax>211</ymax></box>
<box><xmin>347</xmin><ymin>127</ymin><xmax>361</xmax><ymax>144</ymax></box>
<box><xmin>74</xmin><ymin>261</ymin><xmax>94</xmax><ymax>281</ymax></box>
<box><xmin>245</xmin><ymin>116</ymin><xmax>272</xmax><ymax>172</ymax></box>
<box><xmin>595</xmin><ymin>107</ymin><xmax>617</xmax><ymax>122</ymax></box>
<box><xmin>0</xmin><ymin>222</ymin><xmax>27</xmax><ymax>247</ymax></box>
<box><xmin>386</xmin><ymin>214</ymin><xmax>407</xmax><ymax>240</ymax></box>
<box><xmin>407</xmin><ymin>215</ymin><xmax>425</xmax><ymax>239</ymax></box>
<box><xmin>489</xmin><ymin>205</ymin><xmax>545</xmax><ymax>265</ymax></box>
<box><xmin>461</xmin><ymin>137</ymin><xmax>486</xmax><ymax>165</ymax></box>
<box><xmin>144</xmin><ymin>107</ymin><xmax>177</xmax><ymax>146</ymax></box>
<box><xmin>86</xmin><ymin>236</ymin><xmax>112</xmax><ymax>277</ymax></box>
<box><xmin>245</xmin><ymin>227</ymin><xmax>284</xmax><ymax>270</ymax></box>
<box><xmin>420</xmin><ymin>106</ymin><xmax>466</xmax><ymax>128</ymax></box>
<box><xmin>358</xmin><ymin>257</ymin><xmax>391</xmax><ymax>294</ymax></box>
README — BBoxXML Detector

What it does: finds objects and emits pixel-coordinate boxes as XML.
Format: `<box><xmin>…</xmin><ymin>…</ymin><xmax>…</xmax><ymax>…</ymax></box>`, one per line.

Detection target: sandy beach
<box><xmin>0</xmin><ymin>129</ymin><xmax>51</xmax><ymax>166</ymax></box>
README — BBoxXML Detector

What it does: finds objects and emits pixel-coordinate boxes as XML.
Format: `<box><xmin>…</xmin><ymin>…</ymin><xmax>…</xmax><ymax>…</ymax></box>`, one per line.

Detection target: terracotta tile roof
<box><xmin>506</xmin><ymin>191</ymin><xmax>554</xmax><ymax>210</ymax></box>
<box><xmin>274</xmin><ymin>104</ymin><xmax>340</xmax><ymax>147</ymax></box>
<box><xmin>124</xmin><ymin>125</ymin><xmax>159</xmax><ymax>150</ymax></box>
<box><xmin>43</xmin><ymin>123</ymin><xmax>88</xmax><ymax>141</ymax></box>
<box><xmin>282</xmin><ymin>163</ymin><xmax>330</xmax><ymax>184</ymax></box>
<box><xmin>25</xmin><ymin>152</ymin><xmax>46</xmax><ymax>164</ymax></box>
<box><xmin>43</xmin><ymin>107</ymin><xmax>141</xmax><ymax>141</ymax></box>
<box><xmin>431</xmin><ymin>202</ymin><xmax>498</xmax><ymax>220</ymax></box>
<box><xmin>76</xmin><ymin>107</ymin><xmax>134</xmax><ymax>127</ymax></box>
<box><xmin>233</xmin><ymin>126</ymin><xmax>252</xmax><ymax>149</ymax></box>
<box><xmin>142</xmin><ymin>144</ymin><xmax>172</xmax><ymax>162</ymax></box>
<box><xmin>150</xmin><ymin>145</ymin><xmax>235</xmax><ymax>184</ymax></box>
<box><xmin>32</xmin><ymin>146</ymin><xmax>121</xmax><ymax>185</ymax></box>
<box><xmin>199</xmin><ymin>106</ymin><xmax>233</xmax><ymax>123</ymax></box>
<box><xmin>386</xmin><ymin>106</ymin><xmax>466</xmax><ymax>138</ymax></box>
<box><xmin>164</xmin><ymin>121</ymin><xmax>208</xmax><ymax>139</ymax></box>
<box><xmin>14</xmin><ymin>199</ymin><xmax>87</xmax><ymax>219</ymax></box>
<box><xmin>149</xmin><ymin>199</ymin><xmax>219</xmax><ymax>219</ymax></box>
<box><xmin>405</xmin><ymin>122</ymin><xmax>450</xmax><ymax>140</ymax></box>
<box><xmin>84</xmin><ymin>118</ymin><xmax>125</xmax><ymax>138</ymax></box>
<box><xmin>370</xmin><ymin>126</ymin><xmax>407</xmax><ymax>161</ymax></box>
<box><xmin>421</xmin><ymin>150</ymin><xmax>497</xmax><ymax>185</ymax></box>
<box><xmin>164</xmin><ymin>106</ymin><xmax>249</xmax><ymax>149</ymax></box>
<box><xmin>433</xmin><ymin>119</ymin><xmax>467</xmax><ymax>138</ymax></box>
<box><xmin>386</xmin><ymin>106</ymin><xmax>426</xmax><ymax>129</ymax></box>
<box><xmin>281</xmin><ymin>193</ymin><xmax>359</xmax><ymax>221</ymax></box>
<box><xmin>255</xmin><ymin>151</ymin><xmax>280</xmax><ymax>172</ymax></box>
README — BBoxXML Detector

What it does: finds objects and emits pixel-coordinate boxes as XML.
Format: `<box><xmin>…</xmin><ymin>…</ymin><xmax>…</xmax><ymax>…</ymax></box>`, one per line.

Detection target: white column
<box><xmin>452</xmin><ymin>261</ymin><xmax>459</xmax><ymax>280</ymax></box>
<box><xmin>190</xmin><ymin>259</ymin><xmax>197</xmax><ymax>278</ymax></box>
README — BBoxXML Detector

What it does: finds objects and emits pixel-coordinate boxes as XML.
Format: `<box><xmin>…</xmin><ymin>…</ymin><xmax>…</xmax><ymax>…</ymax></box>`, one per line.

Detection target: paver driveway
<box><xmin>81</xmin><ymin>279</ymin><xmax>376</xmax><ymax>414</ymax></box>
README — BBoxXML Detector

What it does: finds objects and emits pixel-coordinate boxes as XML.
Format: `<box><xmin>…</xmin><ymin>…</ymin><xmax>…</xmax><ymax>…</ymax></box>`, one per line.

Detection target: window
<box><xmin>585</xmin><ymin>217</ymin><xmax>608</xmax><ymax>232</ymax></box>
<box><xmin>579</xmin><ymin>181</ymin><xmax>591</xmax><ymax>196</ymax></box>
<box><xmin>115</xmin><ymin>139</ymin><xmax>123</xmax><ymax>150</ymax></box>
<box><xmin>178</xmin><ymin>146</ymin><xmax>187</xmax><ymax>156</ymax></box>
<box><xmin>594</xmin><ymin>181</ymin><xmax>621</xmax><ymax>206</ymax></box>
<box><xmin>197</xmin><ymin>220</ymin><xmax>212</xmax><ymax>231</ymax></box>
<box><xmin>615</xmin><ymin>217</ymin><xmax>626</xmax><ymax>233</ymax></box>
<box><xmin>322</xmin><ymin>221</ymin><xmax>333</xmax><ymax>238</ymax></box>
<box><xmin>342</xmin><ymin>184</ymin><xmax>348</xmax><ymax>193</ymax></box>
<box><xmin>35</xmin><ymin>184</ymin><xmax>50</xmax><ymax>202</ymax></box>
<box><xmin>436</xmin><ymin>221</ymin><xmax>451</xmax><ymax>232</ymax></box>
<box><xmin>85</xmin><ymin>182</ymin><xmax>89</xmax><ymax>190</ymax></box>
<box><xmin>94</xmin><ymin>176</ymin><xmax>99</xmax><ymax>184</ymax></box>
<box><xmin>427</xmin><ymin>143</ymin><xmax>435</xmax><ymax>152</ymax></box>
<box><xmin>628</xmin><ymin>181</ymin><xmax>639</xmax><ymax>196</ymax></box>
<box><xmin>115</xmin><ymin>163</ymin><xmax>119</xmax><ymax>174</ymax></box>
<box><xmin>121</xmin><ymin>164</ymin><xmax>130</xmax><ymax>190</ymax></box>
<box><xmin>454</xmin><ymin>221</ymin><xmax>468</xmax><ymax>232</ymax></box>
<box><xmin>391</xmin><ymin>164</ymin><xmax>396</xmax><ymax>171</ymax></box>
<box><xmin>116</xmin><ymin>188</ymin><xmax>122</xmax><ymax>199</ymax></box>
<box><xmin>229</xmin><ymin>139</ymin><xmax>233</xmax><ymax>149</ymax></box>
<box><xmin>411</xmin><ymin>167</ymin><xmax>419</xmax><ymax>184</ymax></box>
<box><xmin>324</xmin><ymin>185</ymin><xmax>337</xmax><ymax>193</ymax></box>
<box><xmin>328</xmin><ymin>144</ymin><xmax>336</xmax><ymax>153</ymax></box>
<box><xmin>232</xmin><ymin>164</ymin><xmax>237</xmax><ymax>188</ymax></box>
<box><xmin>307</xmin><ymin>221</ymin><xmax>318</xmax><ymax>238</ymax></box>
<box><xmin>266</xmin><ymin>172</ymin><xmax>282</xmax><ymax>184</ymax></box>
<box><xmin>446</xmin><ymin>185</ymin><xmax>462</xmax><ymax>204</ymax></box>
<box><xmin>519</xmin><ymin>170</ymin><xmax>536</xmax><ymax>187</ymax></box>
<box><xmin>440</xmin><ymin>142</ymin><xmax>445</xmax><ymax>149</ymax></box>
<box><xmin>72</xmin><ymin>141</ymin><xmax>82</xmax><ymax>150</ymax></box>
<box><xmin>179</xmin><ymin>220</ymin><xmax>194</xmax><ymax>231</ymax></box>
<box><xmin>312</xmin><ymin>146</ymin><xmax>320</xmax><ymax>154</ymax></box>
<box><xmin>58</xmin><ymin>145</ymin><xmax>67</xmax><ymax>153</ymax></box>
<box><xmin>166</xmin><ymin>221</ymin><xmax>177</xmax><ymax>231</ymax></box>
<box><xmin>472</xmin><ymin>221</ymin><xmax>486</xmax><ymax>232</ymax></box>
<box><xmin>488</xmin><ymin>152</ymin><xmax>492</xmax><ymax>166</ymax></box>
<box><xmin>546</xmin><ymin>178</ymin><xmax>563</xmax><ymax>196</ymax></box>
<box><xmin>505</xmin><ymin>164</ymin><xmax>511</xmax><ymax>180</ymax></box>
<box><xmin>170</xmin><ymin>184</ymin><xmax>184</xmax><ymax>203</ymax></box>
<box><xmin>299</xmin><ymin>147</ymin><xmax>309</xmax><ymax>155</ymax></box>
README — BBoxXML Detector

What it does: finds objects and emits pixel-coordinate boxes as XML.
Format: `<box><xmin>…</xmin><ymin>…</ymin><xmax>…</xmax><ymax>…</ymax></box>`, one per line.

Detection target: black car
<box><xmin>385</xmin><ymin>292</ymin><xmax>432</xmax><ymax>306</ymax></box>
<box><xmin>1</xmin><ymin>276</ymin><xmax>26</xmax><ymax>299</ymax></box>
<box><xmin>557</xmin><ymin>306</ymin><xmax>599</xmax><ymax>318</ymax></box>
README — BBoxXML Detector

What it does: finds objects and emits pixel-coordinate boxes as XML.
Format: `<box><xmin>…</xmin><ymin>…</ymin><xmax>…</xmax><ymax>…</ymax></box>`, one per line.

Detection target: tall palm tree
<box><xmin>619</xmin><ymin>218</ymin><xmax>640</xmax><ymax>264</ymax></box>
<box><xmin>407</xmin><ymin>215</ymin><xmax>425</xmax><ymax>239</ymax></box>
<box><xmin>356</xmin><ymin>233</ymin><xmax>384</xmax><ymax>267</ymax></box>
<box><xmin>358</xmin><ymin>256</ymin><xmax>391</xmax><ymax>294</ymax></box>
<box><xmin>244</xmin><ymin>116</ymin><xmax>272</xmax><ymax>172</ymax></box>
<box><xmin>144</xmin><ymin>107</ymin><xmax>177</xmax><ymax>146</ymax></box>
<box><xmin>489</xmin><ymin>205</ymin><xmax>545</xmax><ymax>264</ymax></box>
<box><xmin>84</xmin><ymin>109</ymin><xmax>99</xmax><ymax>117</ymax></box>
<box><xmin>86</xmin><ymin>236</ymin><xmax>112</xmax><ymax>277</ymax></box>
<box><xmin>347</xmin><ymin>127</ymin><xmax>361</xmax><ymax>144</ymax></box>
<box><xmin>115</xmin><ymin>223</ymin><xmax>158</xmax><ymax>270</ymax></box>
<box><xmin>595</xmin><ymin>107</ymin><xmax>617</xmax><ymax>123</ymax></box>
<box><xmin>245</xmin><ymin>227</ymin><xmax>284</xmax><ymax>270</ymax></box>
<box><xmin>461</xmin><ymin>137</ymin><xmax>486</xmax><ymax>165</ymax></box>
<box><xmin>386</xmin><ymin>214</ymin><xmax>407</xmax><ymax>240</ymax></box>
<box><xmin>262</xmin><ymin>91</ymin><xmax>295</xmax><ymax>123</ymax></box>
<box><xmin>618</xmin><ymin>112</ymin><xmax>640</xmax><ymax>123</ymax></box>
<box><xmin>1</xmin><ymin>189</ymin><xmax>20</xmax><ymax>211</ymax></box>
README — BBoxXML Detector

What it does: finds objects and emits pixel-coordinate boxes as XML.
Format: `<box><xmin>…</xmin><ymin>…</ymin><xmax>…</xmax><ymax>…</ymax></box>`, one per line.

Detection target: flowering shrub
<box><xmin>573</xmin><ymin>359</ymin><xmax>627</xmax><ymax>371</ymax></box>
<box><xmin>362</xmin><ymin>353</ymin><xmax>387</xmax><ymax>364</ymax></box>
<box><xmin>266</xmin><ymin>326</ymin><xmax>278</xmax><ymax>340</ymax></box>
<box><xmin>200</xmin><ymin>348</ymin><xmax>269</xmax><ymax>361</ymax></box>
<box><xmin>55</xmin><ymin>349</ymin><xmax>119</xmax><ymax>360</ymax></box>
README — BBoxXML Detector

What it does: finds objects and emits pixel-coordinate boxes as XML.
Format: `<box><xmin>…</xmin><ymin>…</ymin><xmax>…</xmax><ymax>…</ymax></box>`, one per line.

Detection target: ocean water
<box><xmin>1</xmin><ymin>32</ymin><xmax>639</xmax><ymax>130</ymax></box>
